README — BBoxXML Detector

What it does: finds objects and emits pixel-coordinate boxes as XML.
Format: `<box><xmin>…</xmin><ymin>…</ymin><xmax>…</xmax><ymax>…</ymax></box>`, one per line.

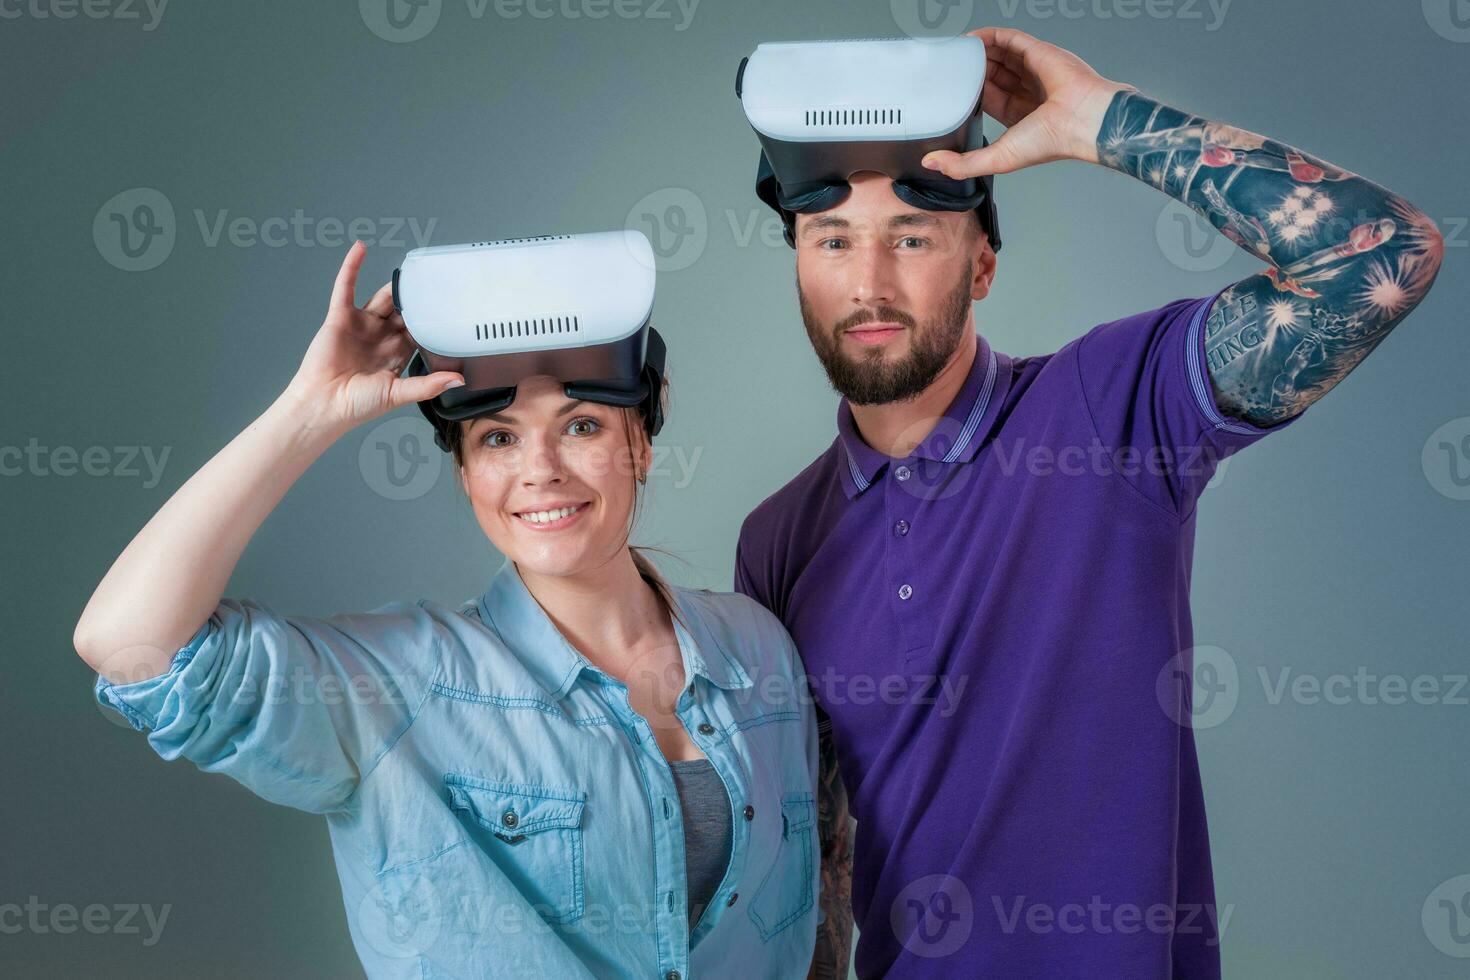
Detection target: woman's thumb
<box><xmin>391</xmin><ymin>372</ymin><xmax>465</xmax><ymax>408</ymax></box>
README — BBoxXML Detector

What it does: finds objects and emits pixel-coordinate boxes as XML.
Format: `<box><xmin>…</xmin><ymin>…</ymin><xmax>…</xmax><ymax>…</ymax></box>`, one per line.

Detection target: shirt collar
<box><xmin>477</xmin><ymin>559</ymin><xmax>750</xmax><ymax>701</ymax></box>
<box><xmin>836</xmin><ymin>333</ymin><xmax>1011</xmax><ymax>499</ymax></box>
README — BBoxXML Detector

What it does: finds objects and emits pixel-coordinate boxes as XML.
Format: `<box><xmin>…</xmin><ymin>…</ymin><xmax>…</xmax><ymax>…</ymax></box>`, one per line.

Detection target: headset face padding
<box><xmin>409</xmin><ymin>327</ymin><xmax>667</xmax><ymax>454</ymax></box>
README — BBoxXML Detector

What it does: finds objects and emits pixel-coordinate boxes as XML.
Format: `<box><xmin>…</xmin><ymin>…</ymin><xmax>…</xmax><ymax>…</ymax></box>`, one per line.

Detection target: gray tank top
<box><xmin>668</xmin><ymin>757</ymin><xmax>733</xmax><ymax>929</ymax></box>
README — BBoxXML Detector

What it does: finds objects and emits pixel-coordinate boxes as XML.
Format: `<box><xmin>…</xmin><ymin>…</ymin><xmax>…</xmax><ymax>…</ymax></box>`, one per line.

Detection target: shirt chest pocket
<box><xmin>443</xmin><ymin>773</ymin><xmax>588</xmax><ymax>924</ymax></box>
<box><xmin>747</xmin><ymin>792</ymin><xmax>816</xmax><ymax>942</ymax></box>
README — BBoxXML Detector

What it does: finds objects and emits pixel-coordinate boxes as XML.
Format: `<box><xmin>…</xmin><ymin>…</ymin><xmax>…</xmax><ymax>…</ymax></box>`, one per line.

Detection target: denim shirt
<box><xmin>94</xmin><ymin>559</ymin><xmax>820</xmax><ymax>979</ymax></box>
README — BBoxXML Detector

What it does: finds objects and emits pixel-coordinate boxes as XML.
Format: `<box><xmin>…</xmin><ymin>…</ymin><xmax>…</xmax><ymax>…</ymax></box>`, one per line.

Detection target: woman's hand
<box><xmin>921</xmin><ymin>27</ymin><xmax>1136</xmax><ymax>179</ymax></box>
<box><xmin>283</xmin><ymin>240</ymin><xmax>464</xmax><ymax>431</ymax></box>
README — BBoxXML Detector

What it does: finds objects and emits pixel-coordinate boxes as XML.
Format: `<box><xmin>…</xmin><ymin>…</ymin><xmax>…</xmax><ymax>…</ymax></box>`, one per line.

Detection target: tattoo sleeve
<box><xmin>808</xmin><ymin>712</ymin><xmax>854</xmax><ymax>980</ymax></box>
<box><xmin>1097</xmin><ymin>91</ymin><xmax>1445</xmax><ymax>426</ymax></box>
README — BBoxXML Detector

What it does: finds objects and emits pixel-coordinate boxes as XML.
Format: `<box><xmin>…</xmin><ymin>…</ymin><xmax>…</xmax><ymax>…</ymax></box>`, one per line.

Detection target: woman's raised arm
<box><xmin>74</xmin><ymin>241</ymin><xmax>463</xmax><ymax>684</ymax></box>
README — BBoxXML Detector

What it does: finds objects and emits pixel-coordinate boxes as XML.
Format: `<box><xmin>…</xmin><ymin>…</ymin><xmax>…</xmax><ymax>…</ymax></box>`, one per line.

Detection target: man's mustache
<box><xmin>833</xmin><ymin>306</ymin><xmax>919</xmax><ymax>337</ymax></box>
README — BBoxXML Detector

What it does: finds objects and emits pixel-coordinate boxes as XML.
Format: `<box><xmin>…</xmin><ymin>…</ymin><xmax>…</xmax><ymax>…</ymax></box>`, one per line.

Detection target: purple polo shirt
<box><xmin>734</xmin><ymin>289</ymin><xmax>1303</xmax><ymax>978</ymax></box>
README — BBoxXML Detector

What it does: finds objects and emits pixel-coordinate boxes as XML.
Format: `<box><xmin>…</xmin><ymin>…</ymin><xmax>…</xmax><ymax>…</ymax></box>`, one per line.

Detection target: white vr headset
<box><xmin>738</xmin><ymin>36</ymin><xmax>1000</xmax><ymax>249</ymax></box>
<box><xmin>396</xmin><ymin>230</ymin><xmax>666</xmax><ymax>452</ymax></box>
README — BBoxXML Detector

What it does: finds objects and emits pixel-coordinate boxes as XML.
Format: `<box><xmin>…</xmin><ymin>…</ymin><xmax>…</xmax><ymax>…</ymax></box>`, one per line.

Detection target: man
<box><xmin>733</xmin><ymin>27</ymin><xmax>1443</xmax><ymax>979</ymax></box>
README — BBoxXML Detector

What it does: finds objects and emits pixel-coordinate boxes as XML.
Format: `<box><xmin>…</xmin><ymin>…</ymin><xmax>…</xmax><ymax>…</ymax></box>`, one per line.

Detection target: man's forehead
<box><xmin>797</xmin><ymin>207</ymin><xmax>948</xmax><ymax>236</ymax></box>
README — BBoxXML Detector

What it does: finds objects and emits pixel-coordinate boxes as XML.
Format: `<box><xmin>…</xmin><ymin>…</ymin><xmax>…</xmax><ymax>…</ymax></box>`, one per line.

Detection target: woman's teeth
<box><xmin>516</xmin><ymin>504</ymin><xmax>583</xmax><ymax>525</ymax></box>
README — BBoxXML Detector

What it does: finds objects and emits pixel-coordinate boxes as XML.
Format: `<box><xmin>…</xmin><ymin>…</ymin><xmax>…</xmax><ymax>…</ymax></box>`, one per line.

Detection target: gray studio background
<box><xmin>3</xmin><ymin>1</ymin><xmax>1467</xmax><ymax>976</ymax></box>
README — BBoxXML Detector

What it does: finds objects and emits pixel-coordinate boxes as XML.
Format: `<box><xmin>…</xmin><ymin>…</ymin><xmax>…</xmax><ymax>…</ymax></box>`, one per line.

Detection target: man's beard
<box><xmin>798</xmin><ymin>265</ymin><xmax>973</xmax><ymax>406</ymax></box>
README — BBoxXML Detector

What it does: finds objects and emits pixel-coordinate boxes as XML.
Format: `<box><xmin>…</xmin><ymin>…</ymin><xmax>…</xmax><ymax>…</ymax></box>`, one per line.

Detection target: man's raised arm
<box><xmin>1096</xmin><ymin>90</ymin><xmax>1444</xmax><ymax>426</ymax></box>
<box><xmin>924</xmin><ymin>27</ymin><xmax>1445</xmax><ymax>428</ymax></box>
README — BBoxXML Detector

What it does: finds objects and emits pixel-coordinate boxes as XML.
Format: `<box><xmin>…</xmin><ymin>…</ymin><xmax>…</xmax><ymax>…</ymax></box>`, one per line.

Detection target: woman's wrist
<box><xmin>272</xmin><ymin>384</ymin><xmax>354</xmax><ymax>452</ymax></box>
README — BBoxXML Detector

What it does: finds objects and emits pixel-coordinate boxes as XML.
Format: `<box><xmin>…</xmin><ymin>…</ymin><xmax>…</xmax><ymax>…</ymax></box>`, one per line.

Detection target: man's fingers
<box><xmin>974</xmin><ymin>26</ymin><xmax>1057</xmax><ymax>85</ymax></box>
<box><xmin>986</xmin><ymin>60</ymin><xmax>1040</xmax><ymax>103</ymax></box>
<box><xmin>981</xmin><ymin>78</ymin><xmax>1040</xmax><ymax>127</ymax></box>
<box><xmin>923</xmin><ymin>137</ymin><xmax>1023</xmax><ymax>180</ymax></box>
<box><xmin>329</xmin><ymin>240</ymin><xmax>366</xmax><ymax>310</ymax></box>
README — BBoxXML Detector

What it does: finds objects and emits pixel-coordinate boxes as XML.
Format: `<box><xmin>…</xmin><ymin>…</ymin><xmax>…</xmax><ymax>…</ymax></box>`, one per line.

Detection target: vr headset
<box><xmin>737</xmin><ymin>36</ymin><xmax>1001</xmax><ymax>250</ymax></box>
<box><xmin>396</xmin><ymin>230</ymin><xmax>667</xmax><ymax>453</ymax></box>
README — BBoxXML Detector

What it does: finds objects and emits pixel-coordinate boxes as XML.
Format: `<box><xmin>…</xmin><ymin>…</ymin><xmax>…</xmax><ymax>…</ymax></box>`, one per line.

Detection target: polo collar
<box><xmin>477</xmin><ymin>559</ymin><xmax>750</xmax><ymax>701</ymax></box>
<box><xmin>836</xmin><ymin>333</ymin><xmax>1010</xmax><ymax>499</ymax></box>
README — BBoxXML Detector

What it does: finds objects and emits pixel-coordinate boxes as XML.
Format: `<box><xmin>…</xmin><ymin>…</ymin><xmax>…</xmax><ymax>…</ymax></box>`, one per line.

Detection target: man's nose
<box><xmin>851</xmin><ymin>244</ymin><xmax>897</xmax><ymax>308</ymax></box>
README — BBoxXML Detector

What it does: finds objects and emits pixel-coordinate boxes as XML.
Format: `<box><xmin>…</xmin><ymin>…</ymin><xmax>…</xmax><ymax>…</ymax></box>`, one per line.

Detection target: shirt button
<box><xmin>743</xmin><ymin>804</ymin><xmax>755</xmax><ymax>821</ymax></box>
<box><xmin>666</xmin><ymin>972</ymin><xmax>681</xmax><ymax>980</ymax></box>
<box><xmin>894</xmin><ymin>519</ymin><xmax>910</xmax><ymax>537</ymax></box>
<box><xmin>501</xmin><ymin>809</ymin><xmax>518</xmax><ymax>829</ymax></box>
<box><xmin>697</xmin><ymin>723</ymin><xmax>715</xmax><ymax>736</ymax></box>
<box><xmin>898</xmin><ymin>584</ymin><xmax>913</xmax><ymax>600</ymax></box>
<box><xmin>895</xmin><ymin>464</ymin><xmax>912</xmax><ymax>481</ymax></box>
<box><xmin>727</xmin><ymin>892</ymin><xmax>739</xmax><ymax>907</ymax></box>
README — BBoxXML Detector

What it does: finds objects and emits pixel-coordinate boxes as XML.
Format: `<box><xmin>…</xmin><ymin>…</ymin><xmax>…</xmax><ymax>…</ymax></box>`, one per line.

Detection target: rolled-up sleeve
<box><xmin>93</xmin><ymin>597</ymin><xmax>443</xmax><ymax>814</ymax></box>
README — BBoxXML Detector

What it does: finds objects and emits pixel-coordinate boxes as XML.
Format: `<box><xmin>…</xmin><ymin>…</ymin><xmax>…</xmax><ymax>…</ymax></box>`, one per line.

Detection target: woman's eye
<box><xmin>482</xmin><ymin>430</ymin><xmax>516</xmax><ymax>449</ymax></box>
<box><xmin>567</xmin><ymin>417</ymin><xmax>601</xmax><ymax>437</ymax></box>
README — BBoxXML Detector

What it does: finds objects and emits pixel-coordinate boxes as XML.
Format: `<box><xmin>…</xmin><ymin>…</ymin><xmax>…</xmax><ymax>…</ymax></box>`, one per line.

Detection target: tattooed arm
<box><xmin>924</xmin><ymin>27</ymin><xmax>1445</xmax><ymax>427</ymax></box>
<box><xmin>807</xmin><ymin>710</ymin><xmax>854</xmax><ymax>980</ymax></box>
<box><xmin>1097</xmin><ymin>92</ymin><xmax>1444</xmax><ymax>425</ymax></box>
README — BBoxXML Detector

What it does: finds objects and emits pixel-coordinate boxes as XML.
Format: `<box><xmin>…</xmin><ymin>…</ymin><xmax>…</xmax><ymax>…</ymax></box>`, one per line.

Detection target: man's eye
<box><xmin>482</xmin><ymin>430</ymin><xmax>516</xmax><ymax>448</ymax></box>
<box><xmin>897</xmin><ymin>235</ymin><xmax>927</xmax><ymax>249</ymax></box>
<box><xmin>567</xmin><ymin>417</ymin><xmax>601</xmax><ymax>437</ymax></box>
<box><xmin>818</xmin><ymin>238</ymin><xmax>849</xmax><ymax>251</ymax></box>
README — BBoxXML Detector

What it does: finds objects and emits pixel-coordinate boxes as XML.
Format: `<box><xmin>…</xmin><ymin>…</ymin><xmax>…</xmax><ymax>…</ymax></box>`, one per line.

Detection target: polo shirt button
<box><xmin>743</xmin><ymin>804</ymin><xmax>755</xmax><ymax>821</ymax></box>
<box><xmin>894</xmin><ymin>519</ymin><xmax>910</xmax><ymax>537</ymax></box>
<box><xmin>898</xmin><ymin>584</ymin><xmax>913</xmax><ymax>600</ymax></box>
<box><xmin>666</xmin><ymin>972</ymin><xmax>681</xmax><ymax>980</ymax></box>
<box><xmin>697</xmin><ymin>723</ymin><xmax>715</xmax><ymax>736</ymax></box>
<box><xmin>895</xmin><ymin>464</ymin><xmax>912</xmax><ymax>481</ymax></box>
<box><xmin>727</xmin><ymin>892</ymin><xmax>739</xmax><ymax>907</ymax></box>
<box><xmin>501</xmin><ymin>809</ymin><xmax>518</xmax><ymax>829</ymax></box>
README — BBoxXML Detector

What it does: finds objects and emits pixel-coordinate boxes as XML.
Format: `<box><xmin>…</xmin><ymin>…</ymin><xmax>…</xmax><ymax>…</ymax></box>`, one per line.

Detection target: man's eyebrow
<box><xmin>801</xmin><ymin>214</ymin><xmax>851</xmax><ymax>235</ymax></box>
<box><xmin>887</xmin><ymin>212</ymin><xmax>941</xmax><ymax>228</ymax></box>
<box><xmin>800</xmin><ymin>211</ymin><xmax>942</xmax><ymax>237</ymax></box>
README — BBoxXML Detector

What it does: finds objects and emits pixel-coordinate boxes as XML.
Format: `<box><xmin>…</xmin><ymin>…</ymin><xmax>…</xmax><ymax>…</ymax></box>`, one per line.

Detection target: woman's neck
<box><xmin>516</xmin><ymin>550</ymin><xmax>672</xmax><ymax>670</ymax></box>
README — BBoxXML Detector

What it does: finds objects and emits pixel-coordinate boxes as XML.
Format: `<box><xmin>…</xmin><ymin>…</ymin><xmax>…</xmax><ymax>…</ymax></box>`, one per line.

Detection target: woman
<box><xmin>74</xmin><ymin>240</ymin><xmax>819</xmax><ymax>978</ymax></box>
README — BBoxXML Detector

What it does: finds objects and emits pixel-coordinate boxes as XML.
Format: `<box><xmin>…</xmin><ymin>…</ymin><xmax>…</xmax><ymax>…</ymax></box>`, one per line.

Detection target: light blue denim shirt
<box><xmin>94</xmin><ymin>559</ymin><xmax>819</xmax><ymax>978</ymax></box>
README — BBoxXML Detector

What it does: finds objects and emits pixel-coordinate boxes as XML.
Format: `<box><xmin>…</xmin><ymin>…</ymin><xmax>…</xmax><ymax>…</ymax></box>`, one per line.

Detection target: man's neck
<box><xmin>849</xmin><ymin>330</ymin><xmax>979</xmax><ymax>458</ymax></box>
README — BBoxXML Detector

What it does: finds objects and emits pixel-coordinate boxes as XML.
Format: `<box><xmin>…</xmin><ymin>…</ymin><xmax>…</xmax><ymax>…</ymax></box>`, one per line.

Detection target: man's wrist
<box><xmin>1081</xmin><ymin>81</ymin><xmax>1140</xmax><ymax>165</ymax></box>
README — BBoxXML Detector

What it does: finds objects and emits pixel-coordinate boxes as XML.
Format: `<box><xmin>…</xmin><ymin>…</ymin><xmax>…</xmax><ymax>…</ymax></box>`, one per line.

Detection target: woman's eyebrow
<box><xmin>473</xmin><ymin>399</ymin><xmax>588</xmax><ymax>428</ymax></box>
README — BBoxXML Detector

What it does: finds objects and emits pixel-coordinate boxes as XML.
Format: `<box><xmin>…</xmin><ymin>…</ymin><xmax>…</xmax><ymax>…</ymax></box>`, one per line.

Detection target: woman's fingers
<box><xmin>363</xmin><ymin>279</ymin><xmax>397</xmax><ymax>319</ymax></box>
<box><xmin>389</xmin><ymin>370</ymin><xmax>465</xmax><ymax>408</ymax></box>
<box><xmin>329</xmin><ymin>240</ymin><xmax>367</xmax><ymax>311</ymax></box>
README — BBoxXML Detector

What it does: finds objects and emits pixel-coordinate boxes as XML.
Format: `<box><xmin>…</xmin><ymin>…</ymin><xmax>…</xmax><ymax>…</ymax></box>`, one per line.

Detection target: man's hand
<box><xmin>922</xmin><ymin>27</ymin><xmax>1134</xmax><ymax>179</ymax></box>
